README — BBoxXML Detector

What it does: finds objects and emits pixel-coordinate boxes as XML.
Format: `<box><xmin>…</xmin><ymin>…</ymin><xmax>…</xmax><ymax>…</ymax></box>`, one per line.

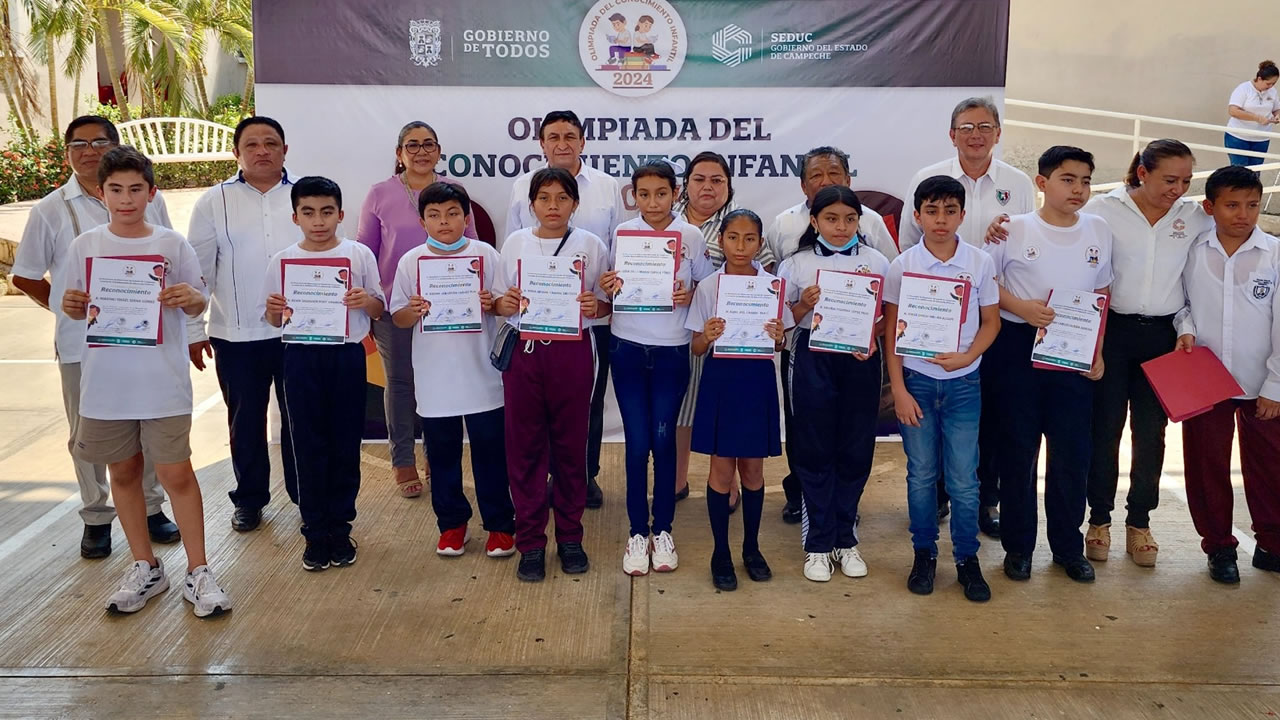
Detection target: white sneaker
<box><xmin>106</xmin><ymin>559</ymin><xmax>169</xmax><ymax>613</ymax></box>
<box><xmin>804</xmin><ymin>552</ymin><xmax>833</xmax><ymax>582</ymax></box>
<box><xmin>651</xmin><ymin>531</ymin><xmax>679</xmax><ymax>572</ymax></box>
<box><xmin>183</xmin><ymin>565</ymin><xmax>232</xmax><ymax>618</ymax></box>
<box><xmin>623</xmin><ymin>534</ymin><xmax>650</xmax><ymax>576</ymax></box>
<box><xmin>833</xmin><ymin>547</ymin><xmax>868</xmax><ymax>578</ymax></box>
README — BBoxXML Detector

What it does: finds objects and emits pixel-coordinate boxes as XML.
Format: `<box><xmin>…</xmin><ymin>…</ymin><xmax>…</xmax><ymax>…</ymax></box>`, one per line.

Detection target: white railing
<box><xmin>117</xmin><ymin>118</ymin><xmax>236</xmax><ymax>164</ymax></box>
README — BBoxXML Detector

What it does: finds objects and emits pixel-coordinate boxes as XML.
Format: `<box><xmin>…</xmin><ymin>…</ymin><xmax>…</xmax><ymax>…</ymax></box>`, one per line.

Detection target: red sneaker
<box><xmin>436</xmin><ymin>526</ymin><xmax>469</xmax><ymax>556</ymax></box>
<box><xmin>486</xmin><ymin>531</ymin><xmax>516</xmax><ymax>558</ymax></box>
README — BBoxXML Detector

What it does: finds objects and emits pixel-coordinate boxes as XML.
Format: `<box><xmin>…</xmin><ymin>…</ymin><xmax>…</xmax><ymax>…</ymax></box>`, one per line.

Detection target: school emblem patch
<box><xmin>1171</xmin><ymin>218</ymin><xmax>1187</xmax><ymax>240</ymax></box>
<box><xmin>855</xmin><ymin>264</ymin><xmax>872</xmax><ymax>274</ymax></box>
<box><xmin>408</xmin><ymin>19</ymin><xmax>442</xmax><ymax>68</ymax></box>
<box><xmin>996</xmin><ymin>189</ymin><xmax>1011</xmax><ymax>206</ymax></box>
<box><xmin>1253</xmin><ymin>278</ymin><xmax>1273</xmax><ymax>300</ymax></box>
<box><xmin>1086</xmin><ymin>245</ymin><xmax>1101</xmax><ymax>267</ymax></box>
<box><xmin>1022</xmin><ymin>246</ymin><xmax>1040</xmax><ymax>261</ymax></box>
<box><xmin>955</xmin><ymin>272</ymin><xmax>974</xmax><ymax>283</ymax></box>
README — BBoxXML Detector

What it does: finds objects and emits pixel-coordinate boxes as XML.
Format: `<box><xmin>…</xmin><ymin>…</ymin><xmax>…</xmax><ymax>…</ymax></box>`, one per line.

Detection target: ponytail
<box><xmin>1125</xmin><ymin>138</ymin><xmax>1194</xmax><ymax>189</ymax></box>
<box><xmin>798</xmin><ymin>185</ymin><xmax>863</xmax><ymax>253</ymax></box>
<box><xmin>1259</xmin><ymin>60</ymin><xmax>1279</xmax><ymax>81</ymax></box>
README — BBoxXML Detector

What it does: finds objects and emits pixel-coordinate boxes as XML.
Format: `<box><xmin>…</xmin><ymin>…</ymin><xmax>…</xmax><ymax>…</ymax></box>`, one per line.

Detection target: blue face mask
<box><xmin>817</xmin><ymin>233</ymin><xmax>859</xmax><ymax>254</ymax></box>
<box><xmin>426</xmin><ymin>235</ymin><xmax>469</xmax><ymax>252</ymax></box>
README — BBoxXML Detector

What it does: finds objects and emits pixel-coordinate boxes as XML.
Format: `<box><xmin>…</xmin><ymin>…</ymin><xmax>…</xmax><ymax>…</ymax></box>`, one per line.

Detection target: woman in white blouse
<box><xmin>1225</xmin><ymin>60</ymin><xmax>1280</xmax><ymax>167</ymax></box>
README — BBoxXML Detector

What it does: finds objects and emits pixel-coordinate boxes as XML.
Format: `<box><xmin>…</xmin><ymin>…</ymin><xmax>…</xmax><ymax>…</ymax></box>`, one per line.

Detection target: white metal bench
<box><xmin>117</xmin><ymin>118</ymin><xmax>236</xmax><ymax>164</ymax></box>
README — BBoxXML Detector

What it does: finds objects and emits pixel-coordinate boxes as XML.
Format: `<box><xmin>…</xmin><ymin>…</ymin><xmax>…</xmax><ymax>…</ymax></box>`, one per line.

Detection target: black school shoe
<box><xmin>585</xmin><ymin>477</ymin><xmax>604</xmax><ymax>509</ymax></box>
<box><xmin>711</xmin><ymin>554</ymin><xmax>738</xmax><ymax>591</ymax></box>
<box><xmin>937</xmin><ymin>500</ymin><xmax>950</xmax><ymax>522</ymax></box>
<box><xmin>302</xmin><ymin>538</ymin><xmax>330</xmax><ymax>572</ymax></box>
<box><xmin>330</xmin><ymin>536</ymin><xmax>358</xmax><ymax>567</ymax></box>
<box><xmin>1254</xmin><ymin>547</ymin><xmax>1280</xmax><ymax>573</ymax></box>
<box><xmin>517</xmin><ymin>549</ymin><xmax>546</xmax><ymax>582</ymax></box>
<box><xmin>1053</xmin><ymin>554</ymin><xmax>1096</xmax><ymax>583</ymax></box>
<box><xmin>558</xmin><ymin>542</ymin><xmax>590</xmax><ymax>574</ymax></box>
<box><xmin>908</xmin><ymin>549</ymin><xmax>936</xmax><ymax>595</ymax></box>
<box><xmin>147</xmin><ymin>511</ymin><xmax>181</xmax><ymax>543</ymax></box>
<box><xmin>673</xmin><ymin>484</ymin><xmax>690</xmax><ymax>502</ymax></box>
<box><xmin>1208</xmin><ymin>548</ymin><xmax>1240</xmax><ymax>584</ymax></box>
<box><xmin>979</xmin><ymin>506</ymin><xmax>1001</xmax><ymax>539</ymax></box>
<box><xmin>742</xmin><ymin>551</ymin><xmax>772</xmax><ymax>582</ymax></box>
<box><xmin>956</xmin><ymin>557</ymin><xmax>991</xmax><ymax>602</ymax></box>
<box><xmin>1003</xmin><ymin>552</ymin><xmax>1032</xmax><ymax>581</ymax></box>
<box><xmin>231</xmin><ymin>506</ymin><xmax>262</xmax><ymax>532</ymax></box>
<box><xmin>81</xmin><ymin>523</ymin><xmax>112</xmax><ymax>559</ymax></box>
<box><xmin>781</xmin><ymin>500</ymin><xmax>803</xmax><ymax>525</ymax></box>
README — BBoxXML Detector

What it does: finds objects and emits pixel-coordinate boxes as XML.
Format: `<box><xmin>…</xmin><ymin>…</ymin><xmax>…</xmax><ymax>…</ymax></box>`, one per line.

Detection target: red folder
<box><xmin>1141</xmin><ymin>347</ymin><xmax>1244</xmax><ymax>422</ymax></box>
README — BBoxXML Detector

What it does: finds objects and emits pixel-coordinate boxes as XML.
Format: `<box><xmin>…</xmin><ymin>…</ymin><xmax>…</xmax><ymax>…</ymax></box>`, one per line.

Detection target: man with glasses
<box><xmin>10</xmin><ymin>115</ymin><xmax>179</xmax><ymax>559</ymax></box>
<box><xmin>900</xmin><ymin>97</ymin><xmax>1035</xmax><ymax>538</ymax></box>
<box><xmin>186</xmin><ymin>116</ymin><xmax>301</xmax><ymax>533</ymax></box>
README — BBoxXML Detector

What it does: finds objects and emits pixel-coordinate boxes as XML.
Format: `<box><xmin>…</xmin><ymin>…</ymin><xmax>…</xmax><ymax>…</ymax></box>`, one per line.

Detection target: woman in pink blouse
<box><xmin>358</xmin><ymin>121</ymin><xmax>478</xmax><ymax>498</ymax></box>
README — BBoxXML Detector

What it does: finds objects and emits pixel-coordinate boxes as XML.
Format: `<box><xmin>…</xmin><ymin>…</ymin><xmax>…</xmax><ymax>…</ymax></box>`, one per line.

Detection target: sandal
<box><xmin>1085</xmin><ymin>523</ymin><xmax>1110</xmax><ymax>562</ymax></box>
<box><xmin>1126</xmin><ymin>526</ymin><xmax>1158</xmax><ymax>567</ymax></box>
<box><xmin>395</xmin><ymin>467</ymin><xmax>424</xmax><ymax>499</ymax></box>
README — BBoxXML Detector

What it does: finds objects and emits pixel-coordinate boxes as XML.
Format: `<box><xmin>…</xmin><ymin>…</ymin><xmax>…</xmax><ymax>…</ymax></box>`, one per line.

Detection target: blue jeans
<box><xmin>900</xmin><ymin>367</ymin><xmax>982</xmax><ymax>561</ymax></box>
<box><xmin>610</xmin><ymin>336</ymin><xmax>690</xmax><ymax>537</ymax></box>
<box><xmin>1225</xmin><ymin>132</ymin><xmax>1270</xmax><ymax>167</ymax></box>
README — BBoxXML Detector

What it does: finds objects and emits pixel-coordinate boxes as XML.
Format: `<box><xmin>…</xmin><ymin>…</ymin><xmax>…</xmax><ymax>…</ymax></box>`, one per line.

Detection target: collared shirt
<box><xmin>504</xmin><ymin>162</ymin><xmax>624</xmax><ymax>252</ymax></box>
<box><xmin>900</xmin><ymin>156</ymin><xmax>1036</xmax><ymax>250</ymax></box>
<box><xmin>609</xmin><ymin>214</ymin><xmax>716</xmax><ymax>347</ymax></box>
<box><xmin>766</xmin><ymin>200</ymin><xmax>899</xmax><ymax>265</ymax></box>
<box><xmin>261</xmin><ymin>239</ymin><xmax>384</xmax><ymax>344</ymax></box>
<box><xmin>186</xmin><ymin>170</ymin><xmax>302</xmax><ymax>342</ymax></box>
<box><xmin>1175</xmin><ymin>227</ymin><xmax>1280</xmax><ymax>400</ymax></box>
<box><xmin>984</xmin><ymin>212</ymin><xmax>1114</xmax><ymax>323</ymax></box>
<box><xmin>493</xmin><ymin>227</ymin><xmax>610</xmax><ymax>332</ymax></box>
<box><xmin>1227</xmin><ymin>80</ymin><xmax>1280</xmax><ymax>141</ymax></box>
<box><xmin>356</xmin><ymin>174</ymin><xmax>478</xmax><ymax>300</ymax></box>
<box><xmin>777</xmin><ymin>240</ymin><xmax>891</xmax><ymax>331</ymax></box>
<box><xmin>1084</xmin><ymin>187</ymin><xmax>1212</xmax><ymax>316</ymax></box>
<box><xmin>883</xmin><ymin>239</ymin><xmax>1000</xmax><ymax>380</ymax></box>
<box><xmin>684</xmin><ymin>263</ymin><xmax>796</xmax><ymax>337</ymax></box>
<box><xmin>11</xmin><ymin>178</ymin><xmax>172</xmax><ymax>364</ymax></box>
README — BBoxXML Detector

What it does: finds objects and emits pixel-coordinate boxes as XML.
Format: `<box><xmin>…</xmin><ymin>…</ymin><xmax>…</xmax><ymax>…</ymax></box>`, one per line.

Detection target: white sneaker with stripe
<box><xmin>106</xmin><ymin>559</ymin><xmax>169</xmax><ymax>613</ymax></box>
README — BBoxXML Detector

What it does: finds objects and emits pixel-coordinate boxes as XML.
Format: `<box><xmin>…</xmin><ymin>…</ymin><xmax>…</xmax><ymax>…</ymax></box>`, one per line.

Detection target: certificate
<box><xmin>808</xmin><ymin>270</ymin><xmax>882</xmax><ymax>355</ymax></box>
<box><xmin>613</xmin><ymin>230</ymin><xmax>679</xmax><ymax>313</ymax></box>
<box><xmin>281</xmin><ymin>257</ymin><xmax>350</xmax><ymax>344</ymax></box>
<box><xmin>893</xmin><ymin>272</ymin><xmax>969</xmax><ymax>359</ymax></box>
<box><xmin>417</xmin><ymin>255</ymin><xmax>483</xmax><ymax>333</ymax></box>
<box><xmin>518</xmin><ymin>255</ymin><xmax>584</xmax><ymax>340</ymax></box>
<box><xmin>713</xmin><ymin>274</ymin><xmax>784</xmax><ymax>358</ymax></box>
<box><xmin>85</xmin><ymin>255</ymin><xmax>165</xmax><ymax>347</ymax></box>
<box><xmin>1031</xmin><ymin>289</ymin><xmax>1108</xmax><ymax>371</ymax></box>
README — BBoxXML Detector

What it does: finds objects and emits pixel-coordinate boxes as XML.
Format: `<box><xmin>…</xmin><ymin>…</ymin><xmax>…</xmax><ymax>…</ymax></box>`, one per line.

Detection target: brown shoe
<box><xmin>1085</xmin><ymin>523</ymin><xmax>1111</xmax><ymax>562</ymax></box>
<box><xmin>1126</xmin><ymin>526</ymin><xmax>1158</xmax><ymax>567</ymax></box>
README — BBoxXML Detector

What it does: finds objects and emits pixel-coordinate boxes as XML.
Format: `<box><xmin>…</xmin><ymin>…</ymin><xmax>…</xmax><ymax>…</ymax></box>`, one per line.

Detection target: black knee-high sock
<box><xmin>742</xmin><ymin>486</ymin><xmax>764</xmax><ymax>556</ymax></box>
<box><xmin>707</xmin><ymin>486</ymin><xmax>731</xmax><ymax>564</ymax></box>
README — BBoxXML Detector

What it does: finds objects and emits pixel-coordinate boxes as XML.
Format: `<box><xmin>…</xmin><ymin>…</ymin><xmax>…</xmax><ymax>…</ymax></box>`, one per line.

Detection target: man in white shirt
<box><xmin>10</xmin><ymin>115</ymin><xmax>178</xmax><ymax>559</ymax></box>
<box><xmin>505</xmin><ymin>110</ymin><xmax>625</xmax><ymax>509</ymax></box>
<box><xmin>186</xmin><ymin>116</ymin><xmax>302</xmax><ymax>532</ymax></box>
<box><xmin>1174</xmin><ymin>165</ymin><xmax>1280</xmax><ymax>583</ymax></box>
<box><xmin>901</xmin><ymin>97</ymin><xmax>1033</xmax><ymax>536</ymax></box>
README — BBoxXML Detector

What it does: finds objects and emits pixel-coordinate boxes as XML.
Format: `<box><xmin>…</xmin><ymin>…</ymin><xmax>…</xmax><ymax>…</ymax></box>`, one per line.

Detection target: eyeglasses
<box><xmin>67</xmin><ymin>139</ymin><xmax>115</xmax><ymax>151</ymax></box>
<box><xmin>953</xmin><ymin>123</ymin><xmax>997</xmax><ymax>136</ymax></box>
<box><xmin>401</xmin><ymin>140</ymin><xmax>439</xmax><ymax>154</ymax></box>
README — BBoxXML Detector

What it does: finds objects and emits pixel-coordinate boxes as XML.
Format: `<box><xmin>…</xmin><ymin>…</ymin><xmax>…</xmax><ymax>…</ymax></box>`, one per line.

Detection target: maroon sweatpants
<box><xmin>503</xmin><ymin>335</ymin><xmax>596</xmax><ymax>553</ymax></box>
<box><xmin>1182</xmin><ymin>398</ymin><xmax>1280</xmax><ymax>555</ymax></box>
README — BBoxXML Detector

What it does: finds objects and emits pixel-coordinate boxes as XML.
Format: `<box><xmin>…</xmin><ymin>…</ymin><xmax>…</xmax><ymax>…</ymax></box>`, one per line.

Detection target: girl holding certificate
<box><xmin>776</xmin><ymin>186</ymin><xmax>890</xmax><ymax>583</ymax></box>
<box><xmin>685</xmin><ymin>209</ymin><xmax>789</xmax><ymax>591</ymax></box>
<box><xmin>493</xmin><ymin>168</ymin><xmax>611</xmax><ymax>583</ymax></box>
<box><xmin>601</xmin><ymin>161</ymin><xmax>715</xmax><ymax>576</ymax></box>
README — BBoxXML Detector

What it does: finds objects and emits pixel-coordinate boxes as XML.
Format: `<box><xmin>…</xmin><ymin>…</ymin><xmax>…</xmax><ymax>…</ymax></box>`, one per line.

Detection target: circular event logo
<box><xmin>579</xmin><ymin>0</ymin><xmax>686</xmax><ymax>97</ymax></box>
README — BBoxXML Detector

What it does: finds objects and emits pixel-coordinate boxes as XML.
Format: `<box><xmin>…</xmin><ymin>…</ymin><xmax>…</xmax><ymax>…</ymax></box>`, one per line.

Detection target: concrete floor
<box><xmin>0</xmin><ymin>296</ymin><xmax>1277</xmax><ymax>719</ymax></box>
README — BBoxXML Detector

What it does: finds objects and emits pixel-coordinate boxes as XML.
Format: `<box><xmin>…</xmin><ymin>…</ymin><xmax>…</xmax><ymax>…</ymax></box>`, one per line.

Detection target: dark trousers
<box><xmin>778</xmin><ymin>348</ymin><xmax>804</xmax><ymax>509</ymax></box>
<box><xmin>421</xmin><ymin>407</ymin><xmax>514</xmax><ymax>534</ymax></box>
<box><xmin>211</xmin><ymin>337</ymin><xmax>298</xmax><ymax>511</ymax></box>
<box><xmin>1088</xmin><ymin>312</ymin><xmax>1175</xmax><ymax>528</ymax></box>
<box><xmin>790</xmin><ymin>332</ymin><xmax>880</xmax><ymax>553</ymax></box>
<box><xmin>610</xmin><ymin>337</ymin><xmax>689</xmax><ymax>537</ymax></box>
<box><xmin>1182</xmin><ymin>398</ymin><xmax>1280</xmax><ymax>555</ymax></box>
<box><xmin>282</xmin><ymin>342</ymin><xmax>365</xmax><ymax>541</ymax></box>
<box><xmin>989</xmin><ymin>323</ymin><xmax>1093</xmax><ymax>557</ymax></box>
<box><xmin>587</xmin><ymin>325</ymin><xmax>611</xmax><ymax>481</ymax></box>
<box><xmin>504</xmin><ymin>337</ymin><xmax>595</xmax><ymax>552</ymax></box>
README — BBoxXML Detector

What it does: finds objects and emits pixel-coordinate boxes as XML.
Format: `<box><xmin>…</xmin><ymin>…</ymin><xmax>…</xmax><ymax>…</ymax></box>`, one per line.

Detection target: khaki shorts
<box><xmin>74</xmin><ymin>415</ymin><xmax>193</xmax><ymax>466</ymax></box>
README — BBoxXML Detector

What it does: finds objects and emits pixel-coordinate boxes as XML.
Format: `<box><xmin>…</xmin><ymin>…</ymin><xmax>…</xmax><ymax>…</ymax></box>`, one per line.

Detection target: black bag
<box><xmin>489</xmin><ymin>228</ymin><xmax>572</xmax><ymax>371</ymax></box>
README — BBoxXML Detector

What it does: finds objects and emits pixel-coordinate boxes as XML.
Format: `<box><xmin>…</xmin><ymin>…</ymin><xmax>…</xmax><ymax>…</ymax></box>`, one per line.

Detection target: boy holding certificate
<box><xmin>263</xmin><ymin>177</ymin><xmax>384</xmax><ymax>572</ymax></box>
<box><xmin>389</xmin><ymin>182</ymin><xmax>516</xmax><ymax>559</ymax></box>
<box><xmin>1176</xmin><ymin>165</ymin><xmax>1280</xmax><ymax>584</ymax></box>
<box><xmin>777</xmin><ymin>186</ymin><xmax>889</xmax><ymax>583</ymax></box>
<box><xmin>61</xmin><ymin>146</ymin><xmax>232</xmax><ymax>617</ymax></box>
<box><xmin>884</xmin><ymin>176</ymin><xmax>1001</xmax><ymax>603</ymax></box>
<box><xmin>983</xmin><ymin>146</ymin><xmax>1113</xmax><ymax>584</ymax></box>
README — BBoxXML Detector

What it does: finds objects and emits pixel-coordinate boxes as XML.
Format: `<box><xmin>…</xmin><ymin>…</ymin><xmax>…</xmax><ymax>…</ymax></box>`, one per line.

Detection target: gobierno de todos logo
<box><xmin>579</xmin><ymin>0</ymin><xmax>687</xmax><ymax>97</ymax></box>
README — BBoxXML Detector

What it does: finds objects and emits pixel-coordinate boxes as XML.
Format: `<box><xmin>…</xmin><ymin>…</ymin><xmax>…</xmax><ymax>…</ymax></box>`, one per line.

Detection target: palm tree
<box><xmin>179</xmin><ymin>0</ymin><xmax>251</xmax><ymax>117</ymax></box>
<box><xmin>1</xmin><ymin>0</ymin><xmax>41</xmax><ymax>133</ymax></box>
<box><xmin>122</xmin><ymin>0</ymin><xmax>191</xmax><ymax>117</ymax></box>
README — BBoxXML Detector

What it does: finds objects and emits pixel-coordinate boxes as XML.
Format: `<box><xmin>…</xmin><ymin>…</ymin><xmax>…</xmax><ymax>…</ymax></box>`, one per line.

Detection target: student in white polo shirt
<box><xmin>506</xmin><ymin>110</ymin><xmax>625</xmax><ymax>511</ymax></box>
<box><xmin>983</xmin><ymin>146</ymin><xmax>1112</xmax><ymax>585</ymax></box>
<box><xmin>765</xmin><ymin>146</ymin><xmax>898</xmax><ymax>526</ymax></box>
<box><xmin>186</xmin><ymin>116</ymin><xmax>302</xmax><ymax>533</ymax></box>
<box><xmin>10</xmin><ymin>115</ymin><xmax>178</xmax><ymax>559</ymax></box>
<box><xmin>901</xmin><ymin>97</ymin><xmax>1034</xmax><ymax>536</ymax></box>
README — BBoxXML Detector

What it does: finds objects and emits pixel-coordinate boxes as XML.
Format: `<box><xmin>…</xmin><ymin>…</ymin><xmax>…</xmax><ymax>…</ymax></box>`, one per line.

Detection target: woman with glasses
<box><xmin>357</xmin><ymin>121</ymin><xmax>478</xmax><ymax>499</ymax></box>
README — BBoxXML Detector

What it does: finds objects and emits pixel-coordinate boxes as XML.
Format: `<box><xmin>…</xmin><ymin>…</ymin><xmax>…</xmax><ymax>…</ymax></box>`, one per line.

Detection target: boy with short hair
<box><xmin>388</xmin><ymin>182</ymin><xmax>515</xmax><ymax>558</ymax></box>
<box><xmin>60</xmin><ymin>146</ymin><xmax>231</xmax><ymax>617</ymax></box>
<box><xmin>263</xmin><ymin>176</ymin><xmax>384</xmax><ymax>572</ymax></box>
<box><xmin>883</xmin><ymin>175</ymin><xmax>1001</xmax><ymax>603</ymax></box>
<box><xmin>983</xmin><ymin>146</ymin><xmax>1113</xmax><ymax>584</ymax></box>
<box><xmin>1176</xmin><ymin>164</ymin><xmax>1280</xmax><ymax>584</ymax></box>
